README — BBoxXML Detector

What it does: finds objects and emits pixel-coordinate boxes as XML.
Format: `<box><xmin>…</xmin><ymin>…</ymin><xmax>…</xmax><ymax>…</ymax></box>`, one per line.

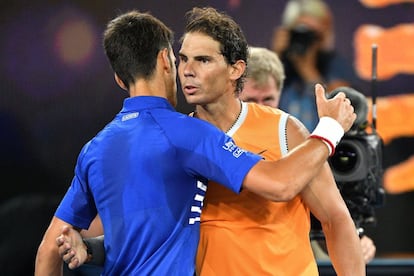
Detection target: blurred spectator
<box><xmin>239</xmin><ymin>46</ymin><xmax>285</xmax><ymax>107</ymax></box>
<box><xmin>271</xmin><ymin>0</ymin><xmax>359</xmax><ymax>130</ymax></box>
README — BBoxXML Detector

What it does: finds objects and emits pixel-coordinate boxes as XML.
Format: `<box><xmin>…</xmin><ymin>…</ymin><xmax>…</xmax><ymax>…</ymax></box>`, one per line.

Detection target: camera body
<box><xmin>328</xmin><ymin>129</ymin><xmax>385</xmax><ymax>228</ymax></box>
<box><xmin>325</xmin><ymin>86</ymin><xmax>385</xmax><ymax>230</ymax></box>
<box><xmin>287</xmin><ymin>24</ymin><xmax>319</xmax><ymax>55</ymax></box>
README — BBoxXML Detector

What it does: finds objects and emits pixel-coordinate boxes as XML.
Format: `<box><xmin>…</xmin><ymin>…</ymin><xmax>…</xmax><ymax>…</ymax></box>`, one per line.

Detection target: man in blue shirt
<box><xmin>35</xmin><ymin>10</ymin><xmax>356</xmax><ymax>276</ymax></box>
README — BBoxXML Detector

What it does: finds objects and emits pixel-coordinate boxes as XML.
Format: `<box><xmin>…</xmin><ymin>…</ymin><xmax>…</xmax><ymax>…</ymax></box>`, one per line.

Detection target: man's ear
<box><xmin>229</xmin><ymin>60</ymin><xmax>246</xmax><ymax>81</ymax></box>
<box><xmin>114</xmin><ymin>73</ymin><xmax>127</xmax><ymax>91</ymax></box>
<box><xmin>160</xmin><ymin>48</ymin><xmax>172</xmax><ymax>72</ymax></box>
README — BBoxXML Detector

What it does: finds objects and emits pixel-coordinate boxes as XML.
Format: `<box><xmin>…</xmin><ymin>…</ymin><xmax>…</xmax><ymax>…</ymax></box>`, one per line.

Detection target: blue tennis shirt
<box><xmin>55</xmin><ymin>96</ymin><xmax>261</xmax><ymax>275</ymax></box>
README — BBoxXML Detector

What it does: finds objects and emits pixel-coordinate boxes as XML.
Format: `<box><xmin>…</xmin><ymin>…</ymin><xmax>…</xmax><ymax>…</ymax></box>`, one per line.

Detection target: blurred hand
<box><xmin>271</xmin><ymin>25</ymin><xmax>322</xmax><ymax>83</ymax></box>
<box><xmin>271</xmin><ymin>27</ymin><xmax>290</xmax><ymax>56</ymax></box>
<box><xmin>288</xmin><ymin>42</ymin><xmax>321</xmax><ymax>83</ymax></box>
<box><xmin>56</xmin><ymin>225</ymin><xmax>88</xmax><ymax>269</ymax></box>
<box><xmin>314</xmin><ymin>83</ymin><xmax>356</xmax><ymax>132</ymax></box>
<box><xmin>361</xmin><ymin>235</ymin><xmax>376</xmax><ymax>264</ymax></box>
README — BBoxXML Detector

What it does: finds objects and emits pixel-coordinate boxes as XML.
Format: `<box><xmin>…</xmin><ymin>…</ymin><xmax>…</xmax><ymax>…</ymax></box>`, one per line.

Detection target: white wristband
<box><xmin>310</xmin><ymin>117</ymin><xmax>345</xmax><ymax>156</ymax></box>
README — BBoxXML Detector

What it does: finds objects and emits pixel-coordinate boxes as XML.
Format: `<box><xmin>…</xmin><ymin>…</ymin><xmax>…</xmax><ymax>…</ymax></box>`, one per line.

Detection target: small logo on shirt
<box><xmin>122</xmin><ymin>112</ymin><xmax>139</xmax><ymax>121</ymax></box>
<box><xmin>222</xmin><ymin>141</ymin><xmax>246</xmax><ymax>158</ymax></box>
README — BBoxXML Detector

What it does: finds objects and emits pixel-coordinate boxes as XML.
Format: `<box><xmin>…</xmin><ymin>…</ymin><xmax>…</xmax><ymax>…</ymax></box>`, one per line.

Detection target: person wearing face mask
<box><xmin>271</xmin><ymin>0</ymin><xmax>359</xmax><ymax>131</ymax></box>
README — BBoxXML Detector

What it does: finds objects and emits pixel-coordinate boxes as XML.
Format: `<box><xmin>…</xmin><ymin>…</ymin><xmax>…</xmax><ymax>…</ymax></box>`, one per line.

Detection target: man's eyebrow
<box><xmin>195</xmin><ymin>55</ymin><xmax>211</xmax><ymax>59</ymax></box>
<box><xmin>243</xmin><ymin>97</ymin><xmax>256</xmax><ymax>102</ymax></box>
<box><xmin>179</xmin><ymin>51</ymin><xmax>221</xmax><ymax>58</ymax></box>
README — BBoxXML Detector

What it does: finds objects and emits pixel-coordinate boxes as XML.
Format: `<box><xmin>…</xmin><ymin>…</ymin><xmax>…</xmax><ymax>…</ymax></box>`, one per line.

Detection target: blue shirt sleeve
<box><xmin>55</xmin><ymin>143</ymin><xmax>98</xmax><ymax>229</ymax></box>
<box><xmin>159</xmin><ymin>114</ymin><xmax>262</xmax><ymax>193</ymax></box>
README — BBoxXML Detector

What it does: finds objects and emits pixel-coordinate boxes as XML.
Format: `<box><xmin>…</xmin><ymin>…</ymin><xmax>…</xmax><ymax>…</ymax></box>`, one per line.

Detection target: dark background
<box><xmin>1</xmin><ymin>0</ymin><xmax>413</xmax><ymax>274</ymax></box>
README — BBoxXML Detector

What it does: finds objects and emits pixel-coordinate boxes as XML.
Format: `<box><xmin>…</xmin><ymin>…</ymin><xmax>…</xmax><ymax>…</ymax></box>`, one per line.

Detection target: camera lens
<box><xmin>287</xmin><ymin>24</ymin><xmax>318</xmax><ymax>55</ymax></box>
<box><xmin>329</xmin><ymin>139</ymin><xmax>368</xmax><ymax>182</ymax></box>
<box><xmin>330</xmin><ymin>144</ymin><xmax>358</xmax><ymax>173</ymax></box>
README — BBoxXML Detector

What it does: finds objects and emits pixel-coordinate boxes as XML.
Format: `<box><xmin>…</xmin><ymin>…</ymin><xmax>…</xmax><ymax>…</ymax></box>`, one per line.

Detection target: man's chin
<box><xmin>182</xmin><ymin>94</ymin><xmax>197</xmax><ymax>105</ymax></box>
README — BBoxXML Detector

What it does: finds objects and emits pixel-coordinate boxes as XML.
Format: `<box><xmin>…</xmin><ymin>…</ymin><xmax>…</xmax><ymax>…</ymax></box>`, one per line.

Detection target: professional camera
<box><xmin>287</xmin><ymin>24</ymin><xmax>319</xmax><ymax>55</ymax></box>
<box><xmin>328</xmin><ymin>87</ymin><xmax>385</xmax><ymax>229</ymax></box>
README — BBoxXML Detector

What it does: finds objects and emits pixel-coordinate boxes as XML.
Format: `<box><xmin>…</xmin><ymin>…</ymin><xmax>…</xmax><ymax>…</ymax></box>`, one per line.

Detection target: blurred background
<box><xmin>1</xmin><ymin>0</ymin><xmax>414</xmax><ymax>274</ymax></box>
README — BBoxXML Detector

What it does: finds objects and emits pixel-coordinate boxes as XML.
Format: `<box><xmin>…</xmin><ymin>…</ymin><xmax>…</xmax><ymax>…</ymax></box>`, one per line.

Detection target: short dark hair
<box><xmin>103</xmin><ymin>10</ymin><xmax>174</xmax><ymax>89</ymax></box>
<box><xmin>183</xmin><ymin>7</ymin><xmax>248</xmax><ymax>94</ymax></box>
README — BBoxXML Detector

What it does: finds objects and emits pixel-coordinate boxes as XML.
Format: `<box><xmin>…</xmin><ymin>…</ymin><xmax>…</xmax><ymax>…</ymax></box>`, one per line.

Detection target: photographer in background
<box><xmin>271</xmin><ymin>0</ymin><xmax>359</xmax><ymax>131</ymax></box>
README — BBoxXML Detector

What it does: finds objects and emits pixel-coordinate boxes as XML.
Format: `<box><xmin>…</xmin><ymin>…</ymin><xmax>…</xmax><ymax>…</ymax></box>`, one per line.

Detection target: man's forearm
<box><xmin>324</xmin><ymin>220</ymin><xmax>365</xmax><ymax>275</ymax></box>
<box><xmin>35</xmin><ymin>241</ymin><xmax>63</xmax><ymax>276</ymax></box>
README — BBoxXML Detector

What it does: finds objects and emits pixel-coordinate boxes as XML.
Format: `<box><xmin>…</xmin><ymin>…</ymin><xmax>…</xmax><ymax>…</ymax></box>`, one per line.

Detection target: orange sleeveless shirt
<box><xmin>197</xmin><ymin>102</ymin><xmax>318</xmax><ymax>276</ymax></box>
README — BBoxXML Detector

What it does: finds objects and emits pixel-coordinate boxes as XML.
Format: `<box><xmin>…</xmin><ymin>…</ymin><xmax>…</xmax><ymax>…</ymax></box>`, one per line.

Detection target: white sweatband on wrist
<box><xmin>310</xmin><ymin>116</ymin><xmax>345</xmax><ymax>156</ymax></box>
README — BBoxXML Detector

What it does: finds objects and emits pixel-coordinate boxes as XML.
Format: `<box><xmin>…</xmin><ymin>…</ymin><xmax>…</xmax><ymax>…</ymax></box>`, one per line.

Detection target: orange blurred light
<box><xmin>55</xmin><ymin>19</ymin><xmax>96</xmax><ymax>66</ymax></box>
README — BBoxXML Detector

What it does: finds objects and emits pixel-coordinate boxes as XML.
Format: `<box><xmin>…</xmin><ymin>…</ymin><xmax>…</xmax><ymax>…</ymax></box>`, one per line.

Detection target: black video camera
<box><xmin>328</xmin><ymin>87</ymin><xmax>385</xmax><ymax>228</ymax></box>
<box><xmin>287</xmin><ymin>24</ymin><xmax>319</xmax><ymax>56</ymax></box>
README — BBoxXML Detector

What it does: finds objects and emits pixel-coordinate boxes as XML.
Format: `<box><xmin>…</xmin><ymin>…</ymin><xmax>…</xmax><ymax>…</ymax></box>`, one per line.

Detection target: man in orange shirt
<box><xmin>240</xmin><ymin>46</ymin><xmax>376</xmax><ymax>265</ymax></box>
<box><xmin>179</xmin><ymin>8</ymin><xmax>363</xmax><ymax>275</ymax></box>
